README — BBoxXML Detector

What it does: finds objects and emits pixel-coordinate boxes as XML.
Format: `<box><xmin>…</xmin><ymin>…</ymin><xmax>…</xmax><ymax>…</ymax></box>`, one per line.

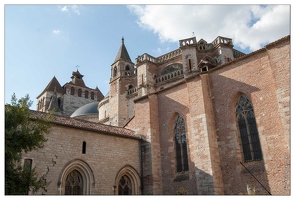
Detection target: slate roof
<box><xmin>114</xmin><ymin>37</ymin><xmax>132</xmax><ymax>63</ymax></box>
<box><xmin>37</xmin><ymin>76</ymin><xmax>64</xmax><ymax>98</ymax></box>
<box><xmin>30</xmin><ymin>110</ymin><xmax>139</xmax><ymax>140</ymax></box>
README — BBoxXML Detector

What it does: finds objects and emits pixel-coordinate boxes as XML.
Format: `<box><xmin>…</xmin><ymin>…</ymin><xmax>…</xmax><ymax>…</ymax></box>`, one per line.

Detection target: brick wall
<box><xmin>208</xmin><ymin>39</ymin><xmax>290</xmax><ymax>194</ymax></box>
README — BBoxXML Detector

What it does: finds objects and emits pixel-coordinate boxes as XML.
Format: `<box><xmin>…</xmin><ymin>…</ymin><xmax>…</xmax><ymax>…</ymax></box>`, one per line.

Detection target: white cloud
<box><xmin>52</xmin><ymin>29</ymin><xmax>61</xmax><ymax>35</ymax></box>
<box><xmin>71</xmin><ymin>5</ymin><xmax>80</xmax><ymax>15</ymax></box>
<box><xmin>128</xmin><ymin>5</ymin><xmax>290</xmax><ymax>52</ymax></box>
<box><xmin>60</xmin><ymin>6</ymin><xmax>68</xmax><ymax>12</ymax></box>
<box><xmin>59</xmin><ymin>5</ymin><xmax>80</xmax><ymax>15</ymax></box>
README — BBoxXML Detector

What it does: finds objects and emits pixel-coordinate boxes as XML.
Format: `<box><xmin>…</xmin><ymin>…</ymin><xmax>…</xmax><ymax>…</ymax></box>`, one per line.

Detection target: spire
<box><xmin>114</xmin><ymin>37</ymin><xmax>132</xmax><ymax>63</ymax></box>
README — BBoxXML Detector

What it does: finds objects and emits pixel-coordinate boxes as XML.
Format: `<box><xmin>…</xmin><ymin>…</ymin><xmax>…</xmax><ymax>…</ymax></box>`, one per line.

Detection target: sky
<box><xmin>3</xmin><ymin>3</ymin><xmax>291</xmax><ymax>110</ymax></box>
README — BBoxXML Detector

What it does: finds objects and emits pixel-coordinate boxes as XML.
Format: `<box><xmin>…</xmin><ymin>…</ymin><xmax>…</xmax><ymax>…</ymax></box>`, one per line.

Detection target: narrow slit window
<box><xmin>82</xmin><ymin>141</ymin><xmax>86</xmax><ymax>154</ymax></box>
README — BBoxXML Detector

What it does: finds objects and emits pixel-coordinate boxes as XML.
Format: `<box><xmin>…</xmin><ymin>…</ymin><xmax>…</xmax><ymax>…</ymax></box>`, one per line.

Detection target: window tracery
<box><xmin>161</xmin><ymin>64</ymin><xmax>183</xmax><ymax>75</ymax></box>
<box><xmin>118</xmin><ymin>175</ymin><xmax>132</xmax><ymax>195</ymax></box>
<box><xmin>65</xmin><ymin>170</ymin><xmax>83</xmax><ymax>195</ymax></box>
<box><xmin>174</xmin><ymin>115</ymin><xmax>189</xmax><ymax>172</ymax></box>
<box><xmin>235</xmin><ymin>95</ymin><xmax>263</xmax><ymax>162</ymax></box>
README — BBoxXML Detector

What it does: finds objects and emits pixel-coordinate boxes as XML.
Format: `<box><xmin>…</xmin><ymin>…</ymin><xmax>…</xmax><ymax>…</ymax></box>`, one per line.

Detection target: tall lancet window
<box><xmin>235</xmin><ymin>95</ymin><xmax>263</xmax><ymax>162</ymax></box>
<box><xmin>174</xmin><ymin>115</ymin><xmax>189</xmax><ymax>172</ymax></box>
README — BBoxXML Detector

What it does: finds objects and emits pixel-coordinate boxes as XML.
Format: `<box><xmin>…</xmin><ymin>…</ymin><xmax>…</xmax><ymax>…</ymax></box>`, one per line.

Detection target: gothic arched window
<box><xmin>90</xmin><ymin>92</ymin><xmax>94</xmax><ymax>100</ymax></box>
<box><xmin>235</xmin><ymin>95</ymin><xmax>263</xmax><ymax>162</ymax></box>
<box><xmin>174</xmin><ymin>115</ymin><xmax>189</xmax><ymax>172</ymax></box>
<box><xmin>78</xmin><ymin>89</ymin><xmax>82</xmax><ymax>97</ymax></box>
<box><xmin>65</xmin><ymin>170</ymin><xmax>83</xmax><ymax>195</ymax></box>
<box><xmin>118</xmin><ymin>175</ymin><xmax>132</xmax><ymax>195</ymax></box>
<box><xmin>125</xmin><ymin>65</ymin><xmax>131</xmax><ymax>76</ymax></box>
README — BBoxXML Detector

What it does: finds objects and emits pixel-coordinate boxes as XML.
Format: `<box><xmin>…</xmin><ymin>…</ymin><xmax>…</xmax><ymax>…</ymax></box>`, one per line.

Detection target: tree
<box><xmin>5</xmin><ymin>93</ymin><xmax>52</xmax><ymax>195</ymax></box>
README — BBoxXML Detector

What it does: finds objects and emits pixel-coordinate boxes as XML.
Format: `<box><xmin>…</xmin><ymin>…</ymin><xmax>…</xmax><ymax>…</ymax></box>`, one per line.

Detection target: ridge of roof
<box><xmin>30</xmin><ymin>110</ymin><xmax>139</xmax><ymax>140</ymax></box>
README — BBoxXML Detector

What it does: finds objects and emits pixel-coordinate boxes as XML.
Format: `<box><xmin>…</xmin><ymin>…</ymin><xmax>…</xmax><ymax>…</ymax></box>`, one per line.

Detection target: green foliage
<box><xmin>176</xmin><ymin>187</ymin><xmax>188</xmax><ymax>195</ymax></box>
<box><xmin>5</xmin><ymin>93</ymin><xmax>52</xmax><ymax>195</ymax></box>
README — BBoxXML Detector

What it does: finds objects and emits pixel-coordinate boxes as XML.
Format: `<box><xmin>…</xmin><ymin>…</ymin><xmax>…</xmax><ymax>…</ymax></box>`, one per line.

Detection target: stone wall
<box><xmin>23</xmin><ymin>124</ymin><xmax>141</xmax><ymax>195</ymax></box>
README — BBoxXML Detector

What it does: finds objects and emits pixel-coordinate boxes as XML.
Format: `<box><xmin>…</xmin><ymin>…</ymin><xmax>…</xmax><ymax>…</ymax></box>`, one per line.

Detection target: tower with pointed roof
<box><xmin>36</xmin><ymin>76</ymin><xmax>64</xmax><ymax>114</ymax></box>
<box><xmin>106</xmin><ymin>37</ymin><xmax>137</xmax><ymax>127</ymax></box>
<box><xmin>36</xmin><ymin>70</ymin><xmax>104</xmax><ymax>117</ymax></box>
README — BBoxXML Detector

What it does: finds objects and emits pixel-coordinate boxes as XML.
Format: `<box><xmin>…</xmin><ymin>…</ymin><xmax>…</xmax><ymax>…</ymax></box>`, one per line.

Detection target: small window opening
<box><xmin>82</xmin><ymin>141</ymin><xmax>86</xmax><ymax>154</ymax></box>
<box><xmin>71</xmin><ymin>87</ymin><xmax>75</xmax><ymax>95</ymax></box>
<box><xmin>188</xmin><ymin>59</ymin><xmax>192</xmax><ymax>71</ymax></box>
<box><xmin>58</xmin><ymin>98</ymin><xmax>61</xmax><ymax>108</ymax></box>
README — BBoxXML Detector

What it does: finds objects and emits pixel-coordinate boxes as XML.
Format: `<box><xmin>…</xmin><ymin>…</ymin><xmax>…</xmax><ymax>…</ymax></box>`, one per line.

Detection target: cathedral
<box><xmin>24</xmin><ymin>34</ymin><xmax>290</xmax><ymax>195</ymax></box>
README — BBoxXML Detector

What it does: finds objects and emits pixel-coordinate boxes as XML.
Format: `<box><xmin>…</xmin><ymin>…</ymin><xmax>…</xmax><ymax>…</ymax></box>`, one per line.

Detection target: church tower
<box><xmin>36</xmin><ymin>76</ymin><xmax>64</xmax><ymax>115</ymax></box>
<box><xmin>108</xmin><ymin>37</ymin><xmax>136</xmax><ymax>127</ymax></box>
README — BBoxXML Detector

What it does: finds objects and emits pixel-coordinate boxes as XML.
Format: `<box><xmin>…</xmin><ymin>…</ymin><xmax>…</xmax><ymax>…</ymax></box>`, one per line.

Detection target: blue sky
<box><xmin>3</xmin><ymin>4</ymin><xmax>291</xmax><ymax>110</ymax></box>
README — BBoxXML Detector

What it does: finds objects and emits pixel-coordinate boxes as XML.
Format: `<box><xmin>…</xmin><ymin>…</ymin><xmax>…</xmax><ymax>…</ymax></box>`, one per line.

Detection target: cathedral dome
<box><xmin>70</xmin><ymin>102</ymin><xmax>99</xmax><ymax>118</ymax></box>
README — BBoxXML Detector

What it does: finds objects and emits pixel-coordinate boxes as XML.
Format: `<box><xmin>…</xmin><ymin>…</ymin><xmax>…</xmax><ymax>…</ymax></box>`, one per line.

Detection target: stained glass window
<box><xmin>236</xmin><ymin>95</ymin><xmax>262</xmax><ymax>162</ymax></box>
<box><xmin>65</xmin><ymin>170</ymin><xmax>83</xmax><ymax>195</ymax></box>
<box><xmin>174</xmin><ymin>115</ymin><xmax>189</xmax><ymax>172</ymax></box>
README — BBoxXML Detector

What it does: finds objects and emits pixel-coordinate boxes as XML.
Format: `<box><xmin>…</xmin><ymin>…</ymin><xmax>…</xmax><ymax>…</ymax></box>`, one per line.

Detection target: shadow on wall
<box><xmin>238</xmin><ymin>160</ymin><xmax>271</xmax><ymax>195</ymax></box>
<box><xmin>208</xmin><ymin>74</ymin><xmax>272</xmax><ymax>195</ymax></box>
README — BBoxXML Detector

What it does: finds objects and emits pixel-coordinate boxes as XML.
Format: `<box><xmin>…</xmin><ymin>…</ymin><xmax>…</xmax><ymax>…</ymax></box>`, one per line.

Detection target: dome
<box><xmin>70</xmin><ymin>102</ymin><xmax>99</xmax><ymax>118</ymax></box>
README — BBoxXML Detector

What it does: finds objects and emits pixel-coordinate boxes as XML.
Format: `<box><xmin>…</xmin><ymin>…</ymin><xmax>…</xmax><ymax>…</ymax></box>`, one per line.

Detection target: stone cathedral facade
<box><xmin>25</xmin><ymin>35</ymin><xmax>290</xmax><ymax>195</ymax></box>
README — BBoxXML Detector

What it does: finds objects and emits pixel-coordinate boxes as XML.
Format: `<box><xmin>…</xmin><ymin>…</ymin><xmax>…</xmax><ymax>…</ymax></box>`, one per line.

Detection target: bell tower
<box><xmin>108</xmin><ymin>37</ymin><xmax>136</xmax><ymax>127</ymax></box>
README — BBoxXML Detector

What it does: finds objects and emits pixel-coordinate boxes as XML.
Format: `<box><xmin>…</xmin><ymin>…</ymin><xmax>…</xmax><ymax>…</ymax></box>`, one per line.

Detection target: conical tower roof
<box><xmin>114</xmin><ymin>37</ymin><xmax>132</xmax><ymax>63</ymax></box>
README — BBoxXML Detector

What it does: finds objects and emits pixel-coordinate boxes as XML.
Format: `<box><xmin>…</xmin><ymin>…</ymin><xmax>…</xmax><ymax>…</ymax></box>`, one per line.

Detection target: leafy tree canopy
<box><xmin>5</xmin><ymin>93</ymin><xmax>52</xmax><ymax>195</ymax></box>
